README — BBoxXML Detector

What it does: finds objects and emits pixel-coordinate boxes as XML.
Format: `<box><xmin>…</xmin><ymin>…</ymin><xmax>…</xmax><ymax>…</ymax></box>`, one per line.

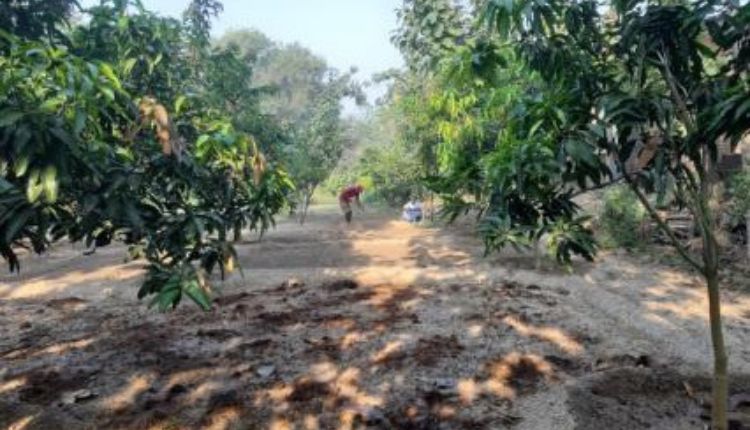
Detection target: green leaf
<box><xmin>41</xmin><ymin>166</ymin><xmax>58</xmax><ymax>203</ymax></box>
<box><xmin>13</xmin><ymin>157</ymin><xmax>29</xmax><ymax>177</ymax></box>
<box><xmin>2</xmin><ymin>208</ymin><xmax>32</xmax><ymax>243</ymax></box>
<box><xmin>74</xmin><ymin>108</ymin><xmax>87</xmax><ymax>135</ymax></box>
<box><xmin>0</xmin><ymin>110</ymin><xmax>23</xmax><ymax>127</ymax></box>
<box><xmin>175</xmin><ymin>95</ymin><xmax>187</xmax><ymax>114</ymax></box>
<box><xmin>100</xmin><ymin>87</ymin><xmax>115</xmax><ymax>101</ymax></box>
<box><xmin>733</xmin><ymin>98</ymin><xmax>750</xmax><ymax>121</ymax></box>
<box><xmin>99</xmin><ymin>63</ymin><xmax>121</xmax><ymax>90</ymax></box>
<box><xmin>122</xmin><ymin>58</ymin><xmax>137</xmax><ymax>76</ymax></box>
<box><xmin>184</xmin><ymin>279</ymin><xmax>211</xmax><ymax>311</ymax></box>
<box><xmin>26</xmin><ymin>170</ymin><xmax>43</xmax><ymax>203</ymax></box>
<box><xmin>529</xmin><ymin>119</ymin><xmax>545</xmax><ymax>137</ymax></box>
<box><xmin>49</xmin><ymin>127</ymin><xmax>74</xmax><ymax>146</ymax></box>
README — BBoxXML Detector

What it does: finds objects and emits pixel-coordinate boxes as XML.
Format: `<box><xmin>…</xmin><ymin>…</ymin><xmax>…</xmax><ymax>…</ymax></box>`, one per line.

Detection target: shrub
<box><xmin>599</xmin><ymin>185</ymin><xmax>646</xmax><ymax>249</ymax></box>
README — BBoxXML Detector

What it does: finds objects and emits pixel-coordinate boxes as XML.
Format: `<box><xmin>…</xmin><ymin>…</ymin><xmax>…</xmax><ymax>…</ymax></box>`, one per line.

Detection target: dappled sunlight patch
<box><xmin>309</xmin><ymin>361</ymin><xmax>339</xmax><ymax>383</ymax></box>
<box><xmin>321</xmin><ymin>316</ymin><xmax>357</xmax><ymax>331</ymax></box>
<box><xmin>103</xmin><ymin>373</ymin><xmax>156</xmax><ymax>413</ymax></box>
<box><xmin>340</xmin><ymin>331</ymin><xmax>367</xmax><ymax>349</ymax></box>
<box><xmin>371</xmin><ymin>340</ymin><xmax>405</xmax><ymax>365</ymax></box>
<box><xmin>3</xmin><ymin>336</ymin><xmax>96</xmax><ymax>360</ymax></box>
<box><xmin>269</xmin><ymin>416</ymin><xmax>293</xmax><ymax>430</ymax></box>
<box><xmin>202</xmin><ymin>406</ymin><xmax>242</xmax><ymax>430</ymax></box>
<box><xmin>468</xmin><ymin>323</ymin><xmax>484</xmax><ymax>337</ymax></box>
<box><xmin>259</xmin><ymin>384</ymin><xmax>294</xmax><ymax>412</ymax></box>
<box><xmin>481</xmin><ymin>352</ymin><xmax>555</xmax><ymax>400</ymax></box>
<box><xmin>6</xmin><ymin>415</ymin><xmax>36</xmax><ymax>430</ymax></box>
<box><xmin>337</xmin><ymin>408</ymin><xmax>357</xmax><ymax>430</ymax></box>
<box><xmin>31</xmin><ymin>337</ymin><xmax>94</xmax><ymax>358</ymax></box>
<box><xmin>457</xmin><ymin>378</ymin><xmax>480</xmax><ymax>404</ymax></box>
<box><xmin>303</xmin><ymin>414</ymin><xmax>320</xmax><ymax>430</ymax></box>
<box><xmin>333</xmin><ymin>367</ymin><xmax>383</xmax><ymax>407</ymax></box>
<box><xmin>0</xmin><ymin>376</ymin><xmax>26</xmax><ymax>395</ymax></box>
<box><xmin>644</xmin><ymin>280</ymin><xmax>750</xmax><ymax>321</ymax></box>
<box><xmin>645</xmin><ymin>300</ymin><xmax>705</xmax><ymax>321</ymax></box>
<box><xmin>483</xmin><ymin>378</ymin><xmax>516</xmax><ymax>399</ymax></box>
<box><xmin>0</xmin><ymin>264</ymin><xmax>143</xmax><ymax>300</ymax></box>
<box><xmin>185</xmin><ymin>380</ymin><xmax>223</xmax><ymax>406</ymax></box>
<box><xmin>502</xmin><ymin>315</ymin><xmax>583</xmax><ymax>355</ymax></box>
<box><xmin>436</xmin><ymin>404</ymin><xmax>457</xmax><ymax>420</ymax></box>
<box><xmin>165</xmin><ymin>368</ymin><xmax>216</xmax><ymax>389</ymax></box>
<box><xmin>254</xmin><ymin>363</ymin><xmax>384</xmax><ymax>426</ymax></box>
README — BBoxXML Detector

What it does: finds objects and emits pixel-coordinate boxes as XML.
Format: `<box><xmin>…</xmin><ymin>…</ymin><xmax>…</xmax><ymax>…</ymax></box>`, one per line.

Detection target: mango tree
<box><xmin>476</xmin><ymin>0</ymin><xmax>749</xmax><ymax>427</ymax></box>
<box><xmin>0</xmin><ymin>0</ymin><xmax>293</xmax><ymax>310</ymax></box>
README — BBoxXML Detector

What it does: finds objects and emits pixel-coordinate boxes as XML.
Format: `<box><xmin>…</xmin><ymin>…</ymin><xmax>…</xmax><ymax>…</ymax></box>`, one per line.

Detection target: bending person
<box><xmin>339</xmin><ymin>184</ymin><xmax>364</xmax><ymax>224</ymax></box>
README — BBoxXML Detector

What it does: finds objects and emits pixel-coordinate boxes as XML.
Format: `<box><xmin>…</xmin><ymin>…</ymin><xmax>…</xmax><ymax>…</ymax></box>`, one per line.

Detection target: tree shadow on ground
<box><xmin>1</xmin><ymin>209</ymin><xmax>749</xmax><ymax>429</ymax></box>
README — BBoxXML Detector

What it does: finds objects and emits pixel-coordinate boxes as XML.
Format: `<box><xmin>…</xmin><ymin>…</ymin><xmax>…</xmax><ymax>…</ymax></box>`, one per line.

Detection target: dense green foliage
<box><xmin>216</xmin><ymin>31</ymin><xmax>364</xmax><ymax>223</ymax></box>
<box><xmin>324</xmin><ymin>103</ymin><xmax>426</xmax><ymax>208</ymax></box>
<box><xmin>728</xmin><ymin>168</ymin><xmax>750</xmax><ymax>228</ymax></box>
<box><xmin>599</xmin><ymin>186</ymin><xmax>646</xmax><ymax>249</ymax></box>
<box><xmin>0</xmin><ymin>0</ymin><xmax>293</xmax><ymax>310</ymax></box>
<box><xmin>391</xmin><ymin>0</ymin><xmax>748</xmax><ymax>426</ymax></box>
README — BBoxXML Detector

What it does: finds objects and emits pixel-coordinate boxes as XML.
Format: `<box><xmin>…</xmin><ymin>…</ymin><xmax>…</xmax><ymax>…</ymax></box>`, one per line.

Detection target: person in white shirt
<box><xmin>402</xmin><ymin>199</ymin><xmax>423</xmax><ymax>223</ymax></box>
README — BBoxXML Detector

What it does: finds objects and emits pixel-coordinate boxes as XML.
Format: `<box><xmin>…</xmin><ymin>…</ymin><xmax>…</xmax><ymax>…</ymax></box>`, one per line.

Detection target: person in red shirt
<box><xmin>339</xmin><ymin>184</ymin><xmax>364</xmax><ymax>223</ymax></box>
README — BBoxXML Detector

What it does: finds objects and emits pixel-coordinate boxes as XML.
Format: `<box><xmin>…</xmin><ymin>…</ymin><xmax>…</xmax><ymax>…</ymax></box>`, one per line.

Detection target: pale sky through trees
<box><xmin>80</xmin><ymin>0</ymin><xmax>405</xmax><ymax>113</ymax></box>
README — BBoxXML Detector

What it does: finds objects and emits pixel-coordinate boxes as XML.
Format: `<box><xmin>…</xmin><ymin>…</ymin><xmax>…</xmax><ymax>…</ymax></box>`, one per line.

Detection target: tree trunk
<box><xmin>702</xmin><ymin>213</ymin><xmax>728</xmax><ymax>430</ymax></box>
<box><xmin>233</xmin><ymin>221</ymin><xmax>242</xmax><ymax>242</ymax></box>
<box><xmin>298</xmin><ymin>185</ymin><xmax>316</xmax><ymax>226</ymax></box>
<box><xmin>746</xmin><ymin>213</ymin><xmax>750</xmax><ymax>261</ymax></box>
<box><xmin>429</xmin><ymin>192</ymin><xmax>435</xmax><ymax>222</ymax></box>
<box><xmin>706</xmin><ymin>268</ymin><xmax>729</xmax><ymax>430</ymax></box>
<box><xmin>298</xmin><ymin>192</ymin><xmax>309</xmax><ymax>225</ymax></box>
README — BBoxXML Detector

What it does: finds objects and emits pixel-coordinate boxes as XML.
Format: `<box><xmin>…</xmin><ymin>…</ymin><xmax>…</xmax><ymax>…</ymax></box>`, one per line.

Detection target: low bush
<box><xmin>599</xmin><ymin>185</ymin><xmax>646</xmax><ymax>249</ymax></box>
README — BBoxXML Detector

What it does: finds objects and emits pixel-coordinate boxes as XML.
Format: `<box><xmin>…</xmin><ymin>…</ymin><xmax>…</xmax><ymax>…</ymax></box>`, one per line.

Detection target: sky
<box><xmin>80</xmin><ymin>0</ymin><xmax>405</xmax><ymax>112</ymax></box>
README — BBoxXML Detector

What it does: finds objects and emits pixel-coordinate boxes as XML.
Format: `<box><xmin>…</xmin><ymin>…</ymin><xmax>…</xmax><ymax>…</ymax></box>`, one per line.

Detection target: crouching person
<box><xmin>402</xmin><ymin>199</ymin><xmax>423</xmax><ymax>223</ymax></box>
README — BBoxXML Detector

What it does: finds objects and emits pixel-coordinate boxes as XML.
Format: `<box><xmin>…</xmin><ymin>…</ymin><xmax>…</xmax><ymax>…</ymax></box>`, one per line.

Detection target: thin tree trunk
<box><xmin>429</xmin><ymin>192</ymin><xmax>435</xmax><ymax>222</ymax></box>
<box><xmin>233</xmin><ymin>221</ymin><xmax>242</xmax><ymax>242</ymax></box>
<box><xmin>298</xmin><ymin>191</ymin><xmax>311</xmax><ymax>225</ymax></box>
<box><xmin>746</xmin><ymin>213</ymin><xmax>750</xmax><ymax>261</ymax></box>
<box><xmin>298</xmin><ymin>184</ymin><xmax>316</xmax><ymax>226</ymax></box>
<box><xmin>706</xmin><ymin>268</ymin><xmax>729</xmax><ymax>430</ymax></box>
<box><xmin>701</xmin><ymin>201</ymin><xmax>728</xmax><ymax>430</ymax></box>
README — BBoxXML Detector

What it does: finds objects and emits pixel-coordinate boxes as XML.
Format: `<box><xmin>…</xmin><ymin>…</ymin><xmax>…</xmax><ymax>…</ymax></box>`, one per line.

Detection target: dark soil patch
<box><xmin>287</xmin><ymin>379</ymin><xmax>332</xmax><ymax>403</ymax></box>
<box><xmin>324</xmin><ymin>279</ymin><xmax>359</xmax><ymax>291</ymax></box>
<box><xmin>568</xmin><ymin>367</ymin><xmax>750</xmax><ymax>430</ymax></box>
<box><xmin>303</xmin><ymin>336</ymin><xmax>341</xmax><ymax>359</ymax></box>
<box><xmin>413</xmin><ymin>335</ymin><xmax>464</xmax><ymax>366</ymax></box>
<box><xmin>256</xmin><ymin>310</ymin><xmax>306</xmax><ymax>326</ymax></box>
<box><xmin>196</xmin><ymin>328</ymin><xmax>241</xmax><ymax>341</ymax></box>
<box><xmin>507</xmin><ymin>357</ymin><xmax>549</xmax><ymax>391</ymax></box>
<box><xmin>544</xmin><ymin>354</ymin><xmax>584</xmax><ymax>374</ymax></box>
<box><xmin>18</xmin><ymin>370</ymin><xmax>87</xmax><ymax>405</ymax></box>
<box><xmin>206</xmin><ymin>388</ymin><xmax>242</xmax><ymax>411</ymax></box>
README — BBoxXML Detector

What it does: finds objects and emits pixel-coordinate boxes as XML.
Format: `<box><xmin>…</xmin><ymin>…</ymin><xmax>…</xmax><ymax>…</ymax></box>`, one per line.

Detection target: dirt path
<box><xmin>1</xmin><ymin>206</ymin><xmax>750</xmax><ymax>429</ymax></box>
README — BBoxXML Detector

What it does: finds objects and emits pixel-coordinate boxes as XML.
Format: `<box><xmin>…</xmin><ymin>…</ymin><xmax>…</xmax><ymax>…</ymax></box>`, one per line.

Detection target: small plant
<box><xmin>728</xmin><ymin>169</ymin><xmax>750</xmax><ymax>223</ymax></box>
<box><xmin>728</xmin><ymin>168</ymin><xmax>750</xmax><ymax>258</ymax></box>
<box><xmin>599</xmin><ymin>185</ymin><xmax>646</xmax><ymax>249</ymax></box>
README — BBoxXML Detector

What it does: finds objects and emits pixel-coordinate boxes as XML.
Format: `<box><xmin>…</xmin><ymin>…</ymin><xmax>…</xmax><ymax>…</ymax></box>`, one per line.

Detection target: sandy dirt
<box><xmin>1</xmin><ymin>205</ymin><xmax>750</xmax><ymax>430</ymax></box>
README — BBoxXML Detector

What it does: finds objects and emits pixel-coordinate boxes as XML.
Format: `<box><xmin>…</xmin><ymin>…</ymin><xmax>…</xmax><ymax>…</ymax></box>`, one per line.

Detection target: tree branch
<box><xmin>623</xmin><ymin>173</ymin><xmax>705</xmax><ymax>273</ymax></box>
<box><xmin>570</xmin><ymin>176</ymin><xmax>625</xmax><ymax>198</ymax></box>
<box><xmin>606</xmin><ymin>140</ymin><xmax>705</xmax><ymax>272</ymax></box>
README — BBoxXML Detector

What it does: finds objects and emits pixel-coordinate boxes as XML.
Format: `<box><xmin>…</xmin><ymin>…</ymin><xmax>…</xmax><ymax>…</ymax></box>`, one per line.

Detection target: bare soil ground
<box><xmin>2</xmin><ymin>205</ymin><xmax>750</xmax><ymax>430</ymax></box>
